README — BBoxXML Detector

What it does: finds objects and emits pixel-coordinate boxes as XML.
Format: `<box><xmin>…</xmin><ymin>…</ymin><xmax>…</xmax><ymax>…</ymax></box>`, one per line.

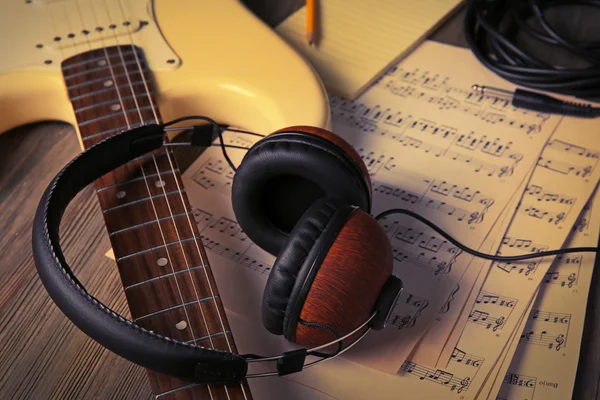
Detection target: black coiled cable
<box><xmin>465</xmin><ymin>0</ymin><xmax>600</xmax><ymax>100</ymax></box>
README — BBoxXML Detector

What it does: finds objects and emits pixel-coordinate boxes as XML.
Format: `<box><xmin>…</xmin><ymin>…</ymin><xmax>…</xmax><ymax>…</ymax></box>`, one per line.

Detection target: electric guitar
<box><xmin>1</xmin><ymin>0</ymin><xmax>329</xmax><ymax>398</ymax></box>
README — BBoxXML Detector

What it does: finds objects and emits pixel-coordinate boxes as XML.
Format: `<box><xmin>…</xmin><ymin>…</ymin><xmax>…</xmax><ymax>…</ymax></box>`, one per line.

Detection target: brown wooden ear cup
<box><xmin>260</xmin><ymin>197</ymin><xmax>394</xmax><ymax>347</ymax></box>
<box><xmin>291</xmin><ymin>206</ymin><xmax>394</xmax><ymax>347</ymax></box>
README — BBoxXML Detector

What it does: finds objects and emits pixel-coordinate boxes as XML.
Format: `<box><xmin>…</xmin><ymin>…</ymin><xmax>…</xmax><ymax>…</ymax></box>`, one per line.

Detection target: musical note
<box><xmin>525</xmin><ymin>184</ymin><xmax>577</xmax><ymax>204</ymax></box>
<box><xmin>495</xmin><ymin>260</ymin><xmax>538</xmax><ymax>276</ymax></box>
<box><xmin>537</xmin><ymin>156</ymin><xmax>595</xmax><ymax>178</ymax></box>
<box><xmin>367</xmin><ymin>67</ymin><xmax>550</xmax><ymax>134</ymax></box>
<box><xmin>192</xmin><ymin>208</ymin><xmax>213</xmax><ymax>231</ymax></box>
<box><xmin>191</xmin><ymin>157</ymin><xmax>234</xmax><ymax>195</ymax></box>
<box><xmin>475</xmin><ymin>291</ymin><xmax>517</xmax><ymax>308</ymax></box>
<box><xmin>546</xmin><ymin>139</ymin><xmax>600</xmax><ymax>159</ymax></box>
<box><xmin>399</xmin><ymin>360</ymin><xmax>472</xmax><ymax>393</ymax></box>
<box><xmin>450</xmin><ymin>348</ymin><xmax>484</xmax><ymax>368</ymax></box>
<box><xmin>501</xmin><ymin>236</ymin><xmax>548</xmax><ymax>253</ymax></box>
<box><xmin>468</xmin><ymin>309</ymin><xmax>506</xmax><ymax>331</ymax></box>
<box><xmin>543</xmin><ymin>271</ymin><xmax>578</xmax><ymax>288</ymax></box>
<box><xmin>200</xmin><ymin>235</ymin><xmax>272</xmax><ymax>275</ymax></box>
<box><xmin>389</xmin><ymin>292</ymin><xmax>429</xmax><ymax>330</ymax></box>
<box><xmin>573</xmin><ymin>201</ymin><xmax>593</xmax><ymax>232</ymax></box>
<box><xmin>391</xmin><ymin>246</ymin><xmax>456</xmax><ymax>275</ymax></box>
<box><xmin>503</xmin><ymin>372</ymin><xmax>537</xmax><ymax>388</ymax></box>
<box><xmin>530</xmin><ymin>310</ymin><xmax>571</xmax><ymax>324</ymax></box>
<box><xmin>519</xmin><ymin>204</ymin><xmax>567</xmax><ymax>224</ymax></box>
<box><xmin>372</xmin><ymin>180</ymin><xmax>490</xmax><ymax>225</ymax></box>
<box><xmin>333</xmin><ymin>99</ymin><xmax>531</xmax><ymax>177</ymax></box>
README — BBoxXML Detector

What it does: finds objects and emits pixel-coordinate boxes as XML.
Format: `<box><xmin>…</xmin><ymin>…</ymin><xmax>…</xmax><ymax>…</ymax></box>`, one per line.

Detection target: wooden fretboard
<box><xmin>62</xmin><ymin>45</ymin><xmax>251</xmax><ymax>400</ymax></box>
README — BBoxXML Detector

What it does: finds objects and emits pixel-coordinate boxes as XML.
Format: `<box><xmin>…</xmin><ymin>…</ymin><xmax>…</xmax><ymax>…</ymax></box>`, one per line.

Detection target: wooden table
<box><xmin>1</xmin><ymin>1</ymin><xmax>599</xmax><ymax>399</ymax></box>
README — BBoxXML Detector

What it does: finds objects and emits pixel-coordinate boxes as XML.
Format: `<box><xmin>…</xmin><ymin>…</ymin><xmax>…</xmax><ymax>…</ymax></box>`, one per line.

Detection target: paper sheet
<box><xmin>492</xmin><ymin>194</ymin><xmax>598</xmax><ymax>400</ymax></box>
<box><xmin>435</xmin><ymin>117</ymin><xmax>600</xmax><ymax>399</ymax></box>
<box><xmin>275</xmin><ymin>0</ymin><xmax>465</xmax><ymax>99</ymax></box>
<box><xmin>409</xmin><ymin>174</ymin><xmax>531</xmax><ymax>367</ymax></box>
<box><xmin>177</xmin><ymin>40</ymin><xmax>599</xmax><ymax>399</ymax></box>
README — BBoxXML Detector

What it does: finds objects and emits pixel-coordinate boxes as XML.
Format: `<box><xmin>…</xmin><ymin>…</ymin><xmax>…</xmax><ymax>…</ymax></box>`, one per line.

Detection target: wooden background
<box><xmin>1</xmin><ymin>1</ymin><xmax>600</xmax><ymax>399</ymax></box>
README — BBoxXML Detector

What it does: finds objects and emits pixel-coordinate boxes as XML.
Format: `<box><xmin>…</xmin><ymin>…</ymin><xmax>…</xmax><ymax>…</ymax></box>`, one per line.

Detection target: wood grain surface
<box><xmin>2</xmin><ymin>1</ymin><xmax>600</xmax><ymax>399</ymax></box>
<box><xmin>296</xmin><ymin>209</ymin><xmax>393</xmax><ymax>347</ymax></box>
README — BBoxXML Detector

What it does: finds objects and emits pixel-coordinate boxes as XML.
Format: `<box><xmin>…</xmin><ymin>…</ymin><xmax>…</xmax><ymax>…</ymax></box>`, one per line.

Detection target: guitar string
<box><xmin>107</xmin><ymin>1</ymin><xmax>243</xmax><ymax>399</ymax></box>
<box><xmin>68</xmin><ymin>0</ymin><xmax>185</xmax><ymax>348</ymax></box>
<box><xmin>112</xmin><ymin>0</ymin><xmax>240</xmax><ymax>364</ymax></box>
<box><xmin>81</xmin><ymin>0</ymin><xmax>202</xmax><ymax>367</ymax></box>
<box><xmin>103</xmin><ymin>0</ymin><xmax>215</xmax><ymax>353</ymax></box>
<box><xmin>60</xmin><ymin>0</ymin><xmax>181</xmax><ymax>343</ymax></box>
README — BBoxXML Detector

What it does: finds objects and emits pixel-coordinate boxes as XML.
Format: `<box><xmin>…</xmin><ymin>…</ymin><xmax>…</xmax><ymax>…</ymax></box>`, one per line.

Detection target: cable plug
<box><xmin>472</xmin><ymin>85</ymin><xmax>600</xmax><ymax>118</ymax></box>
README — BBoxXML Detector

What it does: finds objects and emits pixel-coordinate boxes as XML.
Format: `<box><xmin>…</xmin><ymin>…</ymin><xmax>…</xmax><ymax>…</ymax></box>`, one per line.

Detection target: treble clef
<box><xmin>457</xmin><ymin>377</ymin><xmax>471</xmax><ymax>393</ymax></box>
<box><xmin>555</xmin><ymin>334</ymin><xmax>565</xmax><ymax>351</ymax></box>
<box><xmin>568</xmin><ymin>273</ymin><xmax>577</xmax><ymax>288</ymax></box>
<box><xmin>493</xmin><ymin>316</ymin><xmax>505</xmax><ymax>332</ymax></box>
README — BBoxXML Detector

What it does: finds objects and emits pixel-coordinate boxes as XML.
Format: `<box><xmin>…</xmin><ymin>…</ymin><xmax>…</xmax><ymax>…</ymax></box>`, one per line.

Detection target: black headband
<box><xmin>32</xmin><ymin>121</ymin><xmax>398</xmax><ymax>384</ymax></box>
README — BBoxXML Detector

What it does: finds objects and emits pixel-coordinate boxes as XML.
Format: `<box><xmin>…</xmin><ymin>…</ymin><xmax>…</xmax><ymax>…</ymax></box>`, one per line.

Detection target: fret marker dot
<box><xmin>97</xmin><ymin>59</ymin><xmax>107</xmax><ymax>66</ymax></box>
<box><xmin>111</xmin><ymin>104</ymin><xmax>121</xmax><ymax>111</ymax></box>
<box><xmin>155</xmin><ymin>180</ymin><xmax>165</xmax><ymax>188</ymax></box>
<box><xmin>116</xmin><ymin>191</ymin><xmax>126</xmax><ymax>199</ymax></box>
<box><xmin>157</xmin><ymin>258</ymin><xmax>168</xmax><ymax>267</ymax></box>
<box><xmin>175</xmin><ymin>320</ymin><xmax>187</xmax><ymax>330</ymax></box>
<box><xmin>103</xmin><ymin>80</ymin><xmax>113</xmax><ymax>87</ymax></box>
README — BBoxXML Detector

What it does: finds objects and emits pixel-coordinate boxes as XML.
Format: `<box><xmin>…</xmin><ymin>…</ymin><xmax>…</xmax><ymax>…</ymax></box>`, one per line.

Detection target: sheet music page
<box><xmin>433</xmin><ymin>117</ymin><xmax>600</xmax><ymax>399</ymax></box>
<box><xmin>488</xmin><ymin>194</ymin><xmax>598</xmax><ymax>400</ymax></box>
<box><xmin>182</xmin><ymin>40</ymin><xmax>565</xmax><ymax>375</ymax></box>
<box><xmin>180</xmin><ymin>41</ymin><xmax>599</xmax><ymax>400</ymax></box>
<box><xmin>408</xmin><ymin>176</ymin><xmax>529</xmax><ymax>367</ymax></box>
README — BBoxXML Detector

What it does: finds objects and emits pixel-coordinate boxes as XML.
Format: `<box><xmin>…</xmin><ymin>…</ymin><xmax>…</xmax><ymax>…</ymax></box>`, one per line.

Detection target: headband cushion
<box><xmin>232</xmin><ymin>131</ymin><xmax>370</xmax><ymax>256</ymax></box>
<box><xmin>261</xmin><ymin>198</ymin><xmax>342</xmax><ymax>336</ymax></box>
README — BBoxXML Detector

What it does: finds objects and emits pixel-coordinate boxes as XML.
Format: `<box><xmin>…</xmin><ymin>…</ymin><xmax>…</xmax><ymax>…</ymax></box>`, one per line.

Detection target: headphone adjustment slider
<box><xmin>276</xmin><ymin>348</ymin><xmax>308</xmax><ymax>376</ymax></box>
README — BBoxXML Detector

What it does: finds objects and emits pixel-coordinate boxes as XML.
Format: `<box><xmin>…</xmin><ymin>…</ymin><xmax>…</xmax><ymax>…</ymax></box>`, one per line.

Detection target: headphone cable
<box><xmin>465</xmin><ymin>0</ymin><xmax>600</xmax><ymax>117</ymax></box>
<box><xmin>375</xmin><ymin>208</ymin><xmax>597</xmax><ymax>262</ymax></box>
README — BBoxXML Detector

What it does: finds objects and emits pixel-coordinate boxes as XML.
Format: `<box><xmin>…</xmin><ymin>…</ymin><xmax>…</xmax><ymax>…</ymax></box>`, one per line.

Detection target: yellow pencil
<box><xmin>306</xmin><ymin>0</ymin><xmax>316</xmax><ymax>46</ymax></box>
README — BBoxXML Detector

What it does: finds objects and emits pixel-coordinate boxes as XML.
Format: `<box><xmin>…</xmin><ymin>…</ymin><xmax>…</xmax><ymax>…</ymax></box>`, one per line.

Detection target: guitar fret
<box><xmin>109</xmin><ymin>213</ymin><xmax>196</xmax><ymax>255</ymax></box>
<box><xmin>74</xmin><ymin>93</ymin><xmax>149</xmax><ymax>113</ymax></box>
<box><xmin>67</xmin><ymin>69</ymin><xmax>149</xmax><ymax>91</ymax></box>
<box><xmin>97</xmin><ymin>169</ymin><xmax>180</xmax><ymax>192</ymax></box>
<box><xmin>124</xmin><ymin>264</ymin><xmax>207</xmax><ymax>290</ymax></box>
<box><xmin>110</xmin><ymin>211</ymin><xmax>191</xmax><ymax>236</ymax></box>
<box><xmin>78</xmin><ymin>106</ymin><xmax>155</xmax><ymax>127</ymax></box>
<box><xmin>116</xmin><ymin>236</ymin><xmax>203</xmax><ymax>261</ymax></box>
<box><xmin>133</xmin><ymin>297</ymin><xmax>218</xmax><ymax>323</ymax></box>
<box><xmin>155</xmin><ymin>383</ymin><xmax>201</xmax><ymax>399</ymax></box>
<box><xmin>103</xmin><ymin>189</ymin><xmax>183</xmax><ymax>213</ymax></box>
<box><xmin>64</xmin><ymin>59</ymin><xmax>146</xmax><ymax>81</ymax></box>
<box><xmin>81</xmin><ymin>121</ymin><xmax>156</xmax><ymax>141</ymax></box>
<box><xmin>183</xmin><ymin>330</ymin><xmax>231</xmax><ymax>344</ymax></box>
<box><xmin>61</xmin><ymin>49</ymin><xmax>142</xmax><ymax>71</ymax></box>
<box><xmin>71</xmin><ymin>82</ymin><xmax>149</xmax><ymax>102</ymax></box>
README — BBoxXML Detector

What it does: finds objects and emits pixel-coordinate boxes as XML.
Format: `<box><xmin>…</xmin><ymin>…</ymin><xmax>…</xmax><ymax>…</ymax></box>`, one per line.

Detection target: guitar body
<box><xmin>0</xmin><ymin>0</ymin><xmax>329</xmax><ymax>139</ymax></box>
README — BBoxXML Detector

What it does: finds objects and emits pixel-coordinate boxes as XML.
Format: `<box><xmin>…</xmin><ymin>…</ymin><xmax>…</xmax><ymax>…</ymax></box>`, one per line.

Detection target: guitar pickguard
<box><xmin>0</xmin><ymin>0</ymin><xmax>179</xmax><ymax>73</ymax></box>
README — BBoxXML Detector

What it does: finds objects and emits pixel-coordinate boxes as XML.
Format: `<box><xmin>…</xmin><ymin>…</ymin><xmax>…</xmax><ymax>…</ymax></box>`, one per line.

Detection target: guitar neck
<box><xmin>62</xmin><ymin>45</ymin><xmax>251</xmax><ymax>400</ymax></box>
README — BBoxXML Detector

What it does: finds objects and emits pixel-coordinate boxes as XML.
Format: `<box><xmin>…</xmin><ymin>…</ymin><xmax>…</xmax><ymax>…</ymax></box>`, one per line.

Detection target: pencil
<box><xmin>306</xmin><ymin>0</ymin><xmax>316</xmax><ymax>46</ymax></box>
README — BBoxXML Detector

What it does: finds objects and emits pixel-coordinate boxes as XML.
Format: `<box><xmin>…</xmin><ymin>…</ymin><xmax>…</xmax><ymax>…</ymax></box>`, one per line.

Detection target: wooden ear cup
<box><xmin>288</xmin><ymin>207</ymin><xmax>394</xmax><ymax>347</ymax></box>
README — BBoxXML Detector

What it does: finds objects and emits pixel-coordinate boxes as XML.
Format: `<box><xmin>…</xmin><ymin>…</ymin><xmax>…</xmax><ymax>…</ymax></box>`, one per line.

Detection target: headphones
<box><xmin>32</xmin><ymin>118</ymin><xmax>403</xmax><ymax>385</ymax></box>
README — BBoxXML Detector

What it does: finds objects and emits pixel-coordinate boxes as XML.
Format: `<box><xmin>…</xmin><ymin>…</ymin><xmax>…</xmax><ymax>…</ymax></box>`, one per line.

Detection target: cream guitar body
<box><xmin>0</xmin><ymin>0</ymin><xmax>330</xmax><ymax>140</ymax></box>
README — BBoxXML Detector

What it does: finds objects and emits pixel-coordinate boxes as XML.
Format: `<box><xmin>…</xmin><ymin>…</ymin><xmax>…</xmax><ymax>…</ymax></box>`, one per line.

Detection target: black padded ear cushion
<box><xmin>261</xmin><ymin>198</ymin><xmax>341</xmax><ymax>336</ymax></box>
<box><xmin>232</xmin><ymin>131</ymin><xmax>370</xmax><ymax>256</ymax></box>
